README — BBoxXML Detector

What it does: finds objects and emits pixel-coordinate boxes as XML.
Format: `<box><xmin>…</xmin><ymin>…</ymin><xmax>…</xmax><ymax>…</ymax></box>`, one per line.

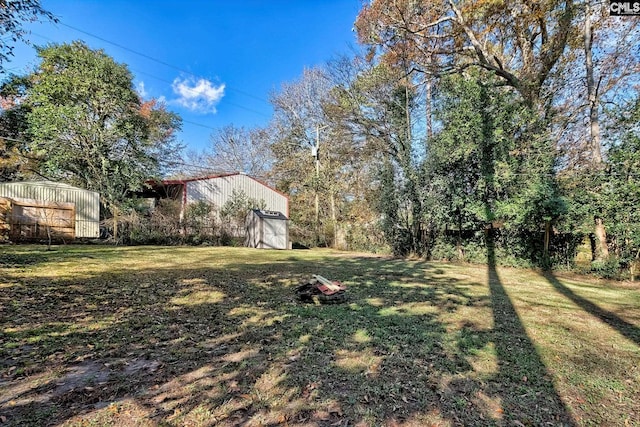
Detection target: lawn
<box><xmin>1</xmin><ymin>245</ymin><xmax>639</xmax><ymax>426</ymax></box>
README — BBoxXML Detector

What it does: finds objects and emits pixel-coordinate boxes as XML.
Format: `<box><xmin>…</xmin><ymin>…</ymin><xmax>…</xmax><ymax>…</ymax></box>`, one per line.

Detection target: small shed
<box><xmin>245</xmin><ymin>209</ymin><xmax>289</xmax><ymax>250</ymax></box>
<box><xmin>0</xmin><ymin>181</ymin><xmax>100</xmax><ymax>239</ymax></box>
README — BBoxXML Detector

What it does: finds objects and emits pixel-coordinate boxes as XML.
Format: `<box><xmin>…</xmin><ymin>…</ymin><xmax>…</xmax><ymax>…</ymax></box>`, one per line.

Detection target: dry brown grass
<box><xmin>1</xmin><ymin>245</ymin><xmax>639</xmax><ymax>426</ymax></box>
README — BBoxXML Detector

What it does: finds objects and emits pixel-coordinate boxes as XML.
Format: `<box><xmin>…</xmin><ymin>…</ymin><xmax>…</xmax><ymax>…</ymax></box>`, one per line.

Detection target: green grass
<box><xmin>1</xmin><ymin>245</ymin><xmax>639</xmax><ymax>426</ymax></box>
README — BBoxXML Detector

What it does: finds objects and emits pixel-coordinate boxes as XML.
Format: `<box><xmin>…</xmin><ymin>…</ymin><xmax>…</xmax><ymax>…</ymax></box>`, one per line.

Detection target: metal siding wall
<box><xmin>234</xmin><ymin>175</ymin><xmax>288</xmax><ymax>214</ymax></box>
<box><xmin>0</xmin><ymin>182</ymin><xmax>100</xmax><ymax>238</ymax></box>
<box><xmin>186</xmin><ymin>177</ymin><xmax>226</xmax><ymax>210</ymax></box>
<box><xmin>185</xmin><ymin>174</ymin><xmax>288</xmax><ymax>216</ymax></box>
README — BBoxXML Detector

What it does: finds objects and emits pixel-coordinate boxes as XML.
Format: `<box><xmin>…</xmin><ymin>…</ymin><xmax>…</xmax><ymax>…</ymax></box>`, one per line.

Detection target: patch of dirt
<box><xmin>51</xmin><ymin>361</ymin><xmax>110</xmax><ymax>397</ymax></box>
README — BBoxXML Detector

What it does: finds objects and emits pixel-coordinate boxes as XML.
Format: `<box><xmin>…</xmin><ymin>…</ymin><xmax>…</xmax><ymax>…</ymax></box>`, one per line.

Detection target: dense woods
<box><xmin>2</xmin><ymin>0</ymin><xmax>640</xmax><ymax>277</ymax></box>
<box><xmin>264</xmin><ymin>0</ymin><xmax>640</xmax><ymax>277</ymax></box>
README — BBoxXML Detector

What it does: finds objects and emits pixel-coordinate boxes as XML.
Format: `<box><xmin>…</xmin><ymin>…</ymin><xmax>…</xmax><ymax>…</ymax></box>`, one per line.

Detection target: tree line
<box><xmin>259</xmin><ymin>0</ymin><xmax>640</xmax><ymax>277</ymax></box>
<box><xmin>2</xmin><ymin>1</ymin><xmax>640</xmax><ymax>278</ymax></box>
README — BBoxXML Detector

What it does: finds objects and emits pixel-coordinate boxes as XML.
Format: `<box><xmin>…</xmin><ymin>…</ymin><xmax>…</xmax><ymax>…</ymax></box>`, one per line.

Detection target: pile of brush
<box><xmin>296</xmin><ymin>274</ymin><xmax>347</xmax><ymax>304</ymax></box>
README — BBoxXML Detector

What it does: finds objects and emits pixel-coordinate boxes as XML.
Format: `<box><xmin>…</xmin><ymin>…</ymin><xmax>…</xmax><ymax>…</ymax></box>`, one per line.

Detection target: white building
<box><xmin>0</xmin><ymin>181</ymin><xmax>100</xmax><ymax>238</ymax></box>
<box><xmin>145</xmin><ymin>172</ymin><xmax>289</xmax><ymax>219</ymax></box>
<box><xmin>245</xmin><ymin>209</ymin><xmax>289</xmax><ymax>250</ymax></box>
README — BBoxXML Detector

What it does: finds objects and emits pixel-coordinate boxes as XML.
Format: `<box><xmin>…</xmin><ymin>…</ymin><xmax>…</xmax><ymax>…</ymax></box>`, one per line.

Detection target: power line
<box><xmin>18</xmin><ymin>32</ymin><xmax>271</xmax><ymax>132</ymax></box>
<box><xmin>5</xmin><ymin>133</ymin><xmax>640</xmax><ymax>177</ymax></box>
<box><xmin>57</xmin><ymin>22</ymin><xmax>270</xmax><ymax>105</ymax></box>
<box><xmin>131</xmin><ymin>68</ymin><xmax>271</xmax><ymax>119</ymax></box>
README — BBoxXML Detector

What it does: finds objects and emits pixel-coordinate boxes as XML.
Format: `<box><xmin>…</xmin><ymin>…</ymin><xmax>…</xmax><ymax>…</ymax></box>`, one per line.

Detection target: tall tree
<box><xmin>604</xmin><ymin>98</ymin><xmax>640</xmax><ymax>276</ymax></box>
<box><xmin>355</xmin><ymin>0</ymin><xmax>575</xmax><ymax>111</ymax></box>
<box><xmin>429</xmin><ymin>72</ymin><xmax>565</xmax><ymax>264</ymax></box>
<box><xmin>270</xmin><ymin>67</ymin><xmax>333</xmax><ymax>245</ymax></box>
<box><xmin>203</xmin><ymin>124</ymin><xmax>273</xmax><ymax>179</ymax></box>
<box><xmin>329</xmin><ymin>58</ymin><xmax>426</xmax><ymax>255</ymax></box>
<box><xmin>0</xmin><ymin>74</ymin><xmax>33</xmax><ymax>180</ymax></box>
<box><xmin>577</xmin><ymin>2</ymin><xmax>638</xmax><ymax>260</ymax></box>
<box><xmin>20</xmin><ymin>41</ymin><xmax>182</xmax><ymax>219</ymax></box>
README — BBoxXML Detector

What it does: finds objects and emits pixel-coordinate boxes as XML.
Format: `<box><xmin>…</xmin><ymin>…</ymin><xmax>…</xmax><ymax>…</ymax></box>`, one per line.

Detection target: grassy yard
<box><xmin>1</xmin><ymin>245</ymin><xmax>639</xmax><ymax>426</ymax></box>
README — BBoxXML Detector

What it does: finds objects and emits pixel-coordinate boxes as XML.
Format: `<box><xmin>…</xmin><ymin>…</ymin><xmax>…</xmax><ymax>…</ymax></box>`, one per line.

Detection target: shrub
<box><xmin>591</xmin><ymin>257</ymin><xmax>621</xmax><ymax>279</ymax></box>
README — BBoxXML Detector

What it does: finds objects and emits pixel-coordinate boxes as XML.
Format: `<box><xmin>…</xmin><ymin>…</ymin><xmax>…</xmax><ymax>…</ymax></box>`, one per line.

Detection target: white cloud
<box><xmin>171</xmin><ymin>77</ymin><xmax>225</xmax><ymax>113</ymax></box>
<box><xmin>136</xmin><ymin>81</ymin><xmax>148</xmax><ymax>98</ymax></box>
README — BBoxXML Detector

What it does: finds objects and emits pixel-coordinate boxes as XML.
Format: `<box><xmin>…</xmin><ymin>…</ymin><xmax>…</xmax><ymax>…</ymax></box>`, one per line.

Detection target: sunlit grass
<box><xmin>352</xmin><ymin>328</ymin><xmax>372</xmax><ymax>344</ymax></box>
<box><xmin>378</xmin><ymin>301</ymin><xmax>439</xmax><ymax>316</ymax></box>
<box><xmin>170</xmin><ymin>290</ymin><xmax>226</xmax><ymax>306</ymax></box>
<box><xmin>1</xmin><ymin>245</ymin><xmax>639</xmax><ymax>426</ymax></box>
<box><xmin>334</xmin><ymin>348</ymin><xmax>382</xmax><ymax>374</ymax></box>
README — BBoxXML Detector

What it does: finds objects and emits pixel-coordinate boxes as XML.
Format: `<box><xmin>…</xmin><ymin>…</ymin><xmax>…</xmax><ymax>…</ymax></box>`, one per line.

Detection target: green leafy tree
<box><xmin>428</xmin><ymin>73</ymin><xmax>566</xmax><ymax>266</ymax></box>
<box><xmin>557</xmin><ymin>2</ymin><xmax>640</xmax><ymax>261</ymax></box>
<box><xmin>564</xmin><ymin>98</ymin><xmax>640</xmax><ymax>276</ymax></box>
<box><xmin>328</xmin><ymin>60</ymin><xmax>426</xmax><ymax>255</ymax></box>
<box><xmin>219</xmin><ymin>189</ymin><xmax>265</xmax><ymax>237</ymax></box>
<box><xmin>20</xmin><ymin>41</ymin><xmax>182</xmax><ymax>232</ymax></box>
<box><xmin>605</xmin><ymin>131</ymin><xmax>640</xmax><ymax>276</ymax></box>
<box><xmin>0</xmin><ymin>74</ymin><xmax>38</xmax><ymax>180</ymax></box>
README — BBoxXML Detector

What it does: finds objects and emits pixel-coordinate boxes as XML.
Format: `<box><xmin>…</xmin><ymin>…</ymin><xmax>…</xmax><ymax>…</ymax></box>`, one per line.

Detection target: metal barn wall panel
<box><xmin>0</xmin><ymin>181</ymin><xmax>100</xmax><ymax>238</ymax></box>
<box><xmin>186</xmin><ymin>174</ymin><xmax>288</xmax><ymax>215</ymax></box>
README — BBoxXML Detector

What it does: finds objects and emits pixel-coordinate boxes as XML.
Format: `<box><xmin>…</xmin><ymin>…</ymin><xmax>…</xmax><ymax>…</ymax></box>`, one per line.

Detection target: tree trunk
<box><xmin>594</xmin><ymin>216</ymin><xmax>609</xmax><ymax>260</ymax></box>
<box><xmin>585</xmin><ymin>2</ymin><xmax>603</xmax><ymax>165</ymax></box>
<box><xmin>544</xmin><ymin>220</ymin><xmax>551</xmax><ymax>267</ymax></box>
<box><xmin>457</xmin><ymin>214</ymin><xmax>463</xmax><ymax>260</ymax></box>
<box><xmin>405</xmin><ymin>83</ymin><xmax>412</xmax><ymax>144</ymax></box>
<box><xmin>113</xmin><ymin>205</ymin><xmax>119</xmax><ymax>244</ymax></box>
<box><xmin>585</xmin><ymin>3</ymin><xmax>608</xmax><ymax>260</ymax></box>
<box><xmin>426</xmin><ymin>78</ymin><xmax>432</xmax><ymax>140</ymax></box>
<box><xmin>632</xmin><ymin>249</ymin><xmax>640</xmax><ymax>282</ymax></box>
<box><xmin>330</xmin><ymin>192</ymin><xmax>337</xmax><ymax>248</ymax></box>
<box><xmin>46</xmin><ymin>224</ymin><xmax>52</xmax><ymax>251</ymax></box>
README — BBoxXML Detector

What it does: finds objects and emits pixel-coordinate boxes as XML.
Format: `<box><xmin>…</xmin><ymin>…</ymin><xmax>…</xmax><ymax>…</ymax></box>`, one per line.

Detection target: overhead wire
<box><xmin>0</xmin><ymin>134</ymin><xmax>237</xmax><ymax>174</ymax></box>
<box><xmin>7</xmin><ymin>23</ymin><xmax>639</xmax><ymax>182</ymax></box>
<box><xmin>57</xmin><ymin>22</ymin><xmax>271</xmax><ymax>105</ymax></box>
<box><xmin>3</xmin><ymin>30</ymin><xmax>276</xmax><ymax>154</ymax></box>
<box><xmin>4</xmin><ymin>133</ymin><xmax>640</xmax><ymax>179</ymax></box>
<box><xmin>130</xmin><ymin>67</ymin><xmax>270</xmax><ymax>119</ymax></box>
<box><xmin>22</xmin><ymin>28</ymin><xmax>272</xmax><ymax>132</ymax></box>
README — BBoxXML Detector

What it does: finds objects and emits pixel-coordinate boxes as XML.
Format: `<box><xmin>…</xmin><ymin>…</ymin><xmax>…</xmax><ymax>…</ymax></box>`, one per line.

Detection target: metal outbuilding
<box><xmin>245</xmin><ymin>209</ymin><xmax>289</xmax><ymax>250</ymax></box>
<box><xmin>143</xmin><ymin>172</ymin><xmax>289</xmax><ymax>218</ymax></box>
<box><xmin>0</xmin><ymin>181</ymin><xmax>100</xmax><ymax>238</ymax></box>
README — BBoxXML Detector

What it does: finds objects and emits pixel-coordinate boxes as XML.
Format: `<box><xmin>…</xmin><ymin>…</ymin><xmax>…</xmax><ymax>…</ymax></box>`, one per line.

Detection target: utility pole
<box><xmin>313</xmin><ymin>124</ymin><xmax>327</xmax><ymax>245</ymax></box>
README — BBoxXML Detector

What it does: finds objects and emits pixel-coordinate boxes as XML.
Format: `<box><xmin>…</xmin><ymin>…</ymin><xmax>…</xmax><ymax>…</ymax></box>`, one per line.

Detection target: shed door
<box><xmin>264</xmin><ymin>218</ymin><xmax>286</xmax><ymax>249</ymax></box>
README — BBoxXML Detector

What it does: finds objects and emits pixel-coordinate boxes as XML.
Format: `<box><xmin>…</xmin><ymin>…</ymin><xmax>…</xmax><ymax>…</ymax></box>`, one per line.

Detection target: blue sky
<box><xmin>6</xmin><ymin>0</ymin><xmax>362</xmax><ymax>153</ymax></box>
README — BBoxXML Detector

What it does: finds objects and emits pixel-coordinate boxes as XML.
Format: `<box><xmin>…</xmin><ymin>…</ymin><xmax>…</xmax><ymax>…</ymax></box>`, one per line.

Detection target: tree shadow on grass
<box><xmin>0</xmin><ymin>246</ymin><xmax>575</xmax><ymax>426</ymax></box>
<box><xmin>482</xmin><ymin>232</ymin><xmax>575</xmax><ymax>426</ymax></box>
<box><xmin>542</xmin><ymin>270</ymin><xmax>640</xmax><ymax>346</ymax></box>
<box><xmin>0</xmin><ymin>246</ymin><xmax>62</xmax><ymax>268</ymax></box>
